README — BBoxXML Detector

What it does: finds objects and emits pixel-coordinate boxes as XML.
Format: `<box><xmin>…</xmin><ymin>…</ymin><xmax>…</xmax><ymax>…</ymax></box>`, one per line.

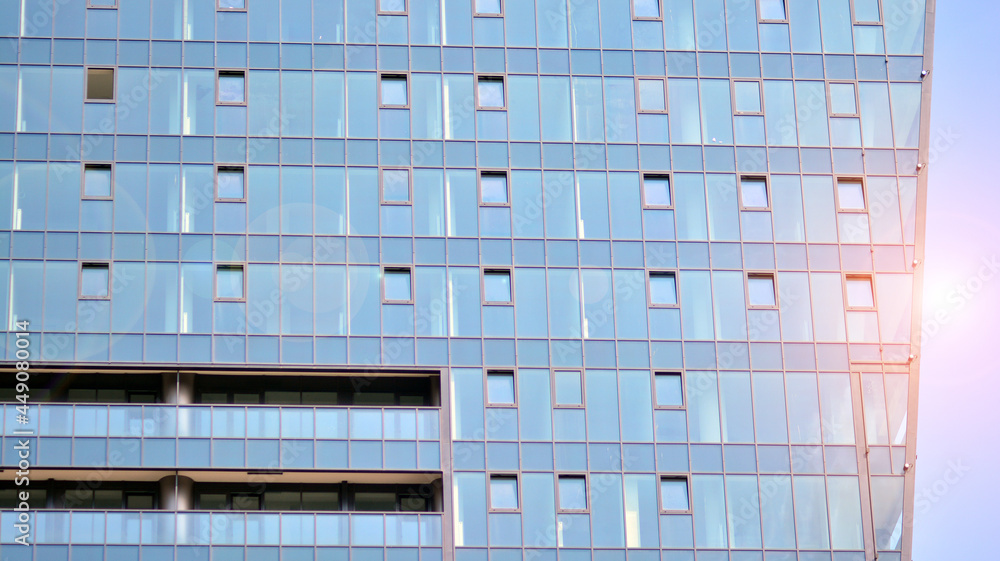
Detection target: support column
<box><xmin>159</xmin><ymin>475</ymin><xmax>195</xmax><ymax>510</ymax></box>
<box><xmin>162</xmin><ymin>372</ymin><xmax>195</xmax><ymax>404</ymax></box>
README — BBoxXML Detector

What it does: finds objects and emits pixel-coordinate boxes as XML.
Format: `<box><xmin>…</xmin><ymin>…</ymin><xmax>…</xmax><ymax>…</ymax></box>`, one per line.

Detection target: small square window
<box><xmin>381</xmin><ymin>169</ymin><xmax>411</xmax><ymax>203</ymax></box>
<box><xmin>475</xmin><ymin>0</ymin><xmax>502</xmax><ymax>15</ymax></box>
<box><xmin>379</xmin><ymin>0</ymin><xmax>406</xmax><ymax>13</ymax></box>
<box><xmin>86</xmin><ymin>68</ymin><xmax>115</xmax><ymax>101</ymax></box>
<box><xmin>642</xmin><ymin>175</ymin><xmax>671</xmax><ymax>207</ymax></box>
<box><xmin>477</xmin><ymin>77</ymin><xmax>505</xmax><ymax>109</ymax></box>
<box><xmin>483</xmin><ymin>270</ymin><xmax>512</xmax><ymax>303</ymax></box>
<box><xmin>80</xmin><ymin>263</ymin><xmax>110</xmax><ymax>299</ymax></box>
<box><xmin>853</xmin><ymin>0</ymin><xmax>881</xmax><ymax>23</ymax></box>
<box><xmin>383</xmin><ymin>268</ymin><xmax>412</xmax><ymax>302</ymax></box>
<box><xmin>480</xmin><ymin>172</ymin><xmax>509</xmax><ymax>205</ymax></box>
<box><xmin>487</xmin><ymin>371</ymin><xmax>516</xmax><ymax>405</ymax></box>
<box><xmin>218</xmin><ymin>71</ymin><xmax>246</xmax><ymax>104</ymax></box>
<box><xmin>747</xmin><ymin>274</ymin><xmax>777</xmax><ymax>307</ymax></box>
<box><xmin>489</xmin><ymin>475</ymin><xmax>518</xmax><ymax>510</ymax></box>
<box><xmin>660</xmin><ymin>477</ymin><xmax>690</xmax><ymax>511</ymax></box>
<box><xmin>733</xmin><ymin>81</ymin><xmax>762</xmax><ymax>114</ymax></box>
<box><xmin>829</xmin><ymin>83</ymin><xmax>858</xmax><ymax>115</ymax></box>
<box><xmin>554</xmin><ymin>370</ymin><xmax>583</xmax><ymax>406</ymax></box>
<box><xmin>217</xmin><ymin>167</ymin><xmax>245</xmax><ymax>200</ymax></box>
<box><xmin>558</xmin><ymin>476</ymin><xmax>587</xmax><ymax>510</ymax></box>
<box><xmin>88</xmin><ymin>0</ymin><xmax>118</xmax><ymax>7</ymax></box>
<box><xmin>649</xmin><ymin>272</ymin><xmax>678</xmax><ymax>306</ymax></box>
<box><xmin>216</xmin><ymin>265</ymin><xmax>245</xmax><ymax>300</ymax></box>
<box><xmin>380</xmin><ymin>75</ymin><xmax>408</xmax><ymax>107</ymax></box>
<box><xmin>837</xmin><ymin>179</ymin><xmax>866</xmax><ymax>211</ymax></box>
<box><xmin>638</xmin><ymin>78</ymin><xmax>667</xmax><ymax>112</ymax></box>
<box><xmin>654</xmin><ymin>373</ymin><xmax>683</xmax><ymax>408</ymax></box>
<box><xmin>758</xmin><ymin>0</ymin><xmax>787</xmax><ymax>21</ymax></box>
<box><xmin>218</xmin><ymin>0</ymin><xmax>245</xmax><ymax>9</ymax></box>
<box><xmin>633</xmin><ymin>0</ymin><xmax>660</xmax><ymax>19</ymax></box>
<box><xmin>83</xmin><ymin>164</ymin><xmax>113</xmax><ymax>198</ymax></box>
<box><xmin>846</xmin><ymin>276</ymin><xmax>875</xmax><ymax>308</ymax></box>
<box><xmin>740</xmin><ymin>177</ymin><xmax>769</xmax><ymax>209</ymax></box>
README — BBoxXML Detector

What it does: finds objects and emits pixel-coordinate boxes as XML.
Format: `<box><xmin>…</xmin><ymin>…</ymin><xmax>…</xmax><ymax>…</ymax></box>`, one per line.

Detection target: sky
<box><xmin>912</xmin><ymin>0</ymin><xmax>1000</xmax><ymax>557</ymax></box>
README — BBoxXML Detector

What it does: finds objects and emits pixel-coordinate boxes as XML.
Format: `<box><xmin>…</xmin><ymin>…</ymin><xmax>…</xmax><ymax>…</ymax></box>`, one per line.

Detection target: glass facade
<box><xmin>0</xmin><ymin>0</ymin><xmax>932</xmax><ymax>560</ymax></box>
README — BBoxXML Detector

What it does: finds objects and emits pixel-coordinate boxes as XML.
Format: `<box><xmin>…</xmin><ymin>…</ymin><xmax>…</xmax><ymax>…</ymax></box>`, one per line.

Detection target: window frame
<box><xmin>556</xmin><ymin>474</ymin><xmax>590</xmax><ymax>512</ymax></box>
<box><xmin>481</xmin><ymin>268</ymin><xmax>514</xmax><ymax>305</ymax></box>
<box><xmin>635</xmin><ymin>76</ymin><xmax>669</xmax><ymax>114</ymax></box>
<box><xmin>82</xmin><ymin>162</ymin><xmax>114</xmax><ymax>200</ymax></box>
<box><xmin>851</xmin><ymin>0</ymin><xmax>883</xmax><ymax>24</ymax></box>
<box><xmin>379</xmin><ymin>73</ymin><xmax>410</xmax><ymax>109</ymax></box>
<box><xmin>485</xmin><ymin>369</ymin><xmax>517</xmax><ymax>407</ymax></box>
<box><xmin>488</xmin><ymin>473</ymin><xmax>521</xmax><ymax>512</ymax></box>
<box><xmin>79</xmin><ymin>262</ymin><xmax>112</xmax><ymax>300</ymax></box>
<box><xmin>647</xmin><ymin>269</ymin><xmax>679</xmax><ymax>309</ymax></box>
<box><xmin>844</xmin><ymin>274</ymin><xmax>877</xmax><ymax>310</ymax></box>
<box><xmin>552</xmin><ymin>369</ymin><xmax>585</xmax><ymax>409</ymax></box>
<box><xmin>630</xmin><ymin>0</ymin><xmax>663</xmax><ymax>21</ymax></box>
<box><xmin>641</xmin><ymin>173</ymin><xmax>673</xmax><ymax>209</ymax></box>
<box><xmin>376</xmin><ymin>0</ymin><xmax>408</xmax><ymax>15</ymax></box>
<box><xmin>214</xmin><ymin>264</ymin><xmax>247</xmax><ymax>302</ymax></box>
<box><xmin>658</xmin><ymin>475</ymin><xmax>692</xmax><ymax>514</ymax></box>
<box><xmin>652</xmin><ymin>371</ymin><xmax>686</xmax><ymax>410</ymax></box>
<box><xmin>216</xmin><ymin>0</ymin><xmax>247</xmax><ymax>12</ymax></box>
<box><xmin>85</xmin><ymin>67</ymin><xmax>116</xmax><ymax>102</ymax></box>
<box><xmin>476</xmin><ymin>75</ymin><xmax>507</xmax><ymax>110</ymax></box>
<box><xmin>738</xmin><ymin>175</ymin><xmax>771</xmax><ymax>211</ymax></box>
<box><xmin>827</xmin><ymin>81</ymin><xmax>860</xmax><ymax>117</ymax></box>
<box><xmin>835</xmin><ymin>176</ymin><xmax>868</xmax><ymax>212</ymax></box>
<box><xmin>746</xmin><ymin>272</ymin><xmax>779</xmax><ymax>309</ymax></box>
<box><xmin>380</xmin><ymin>167</ymin><xmax>413</xmax><ymax>205</ymax></box>
<box><xmin>732</xmin><ymin>79</ymin><xmax>764</xmax><ymax>116</ymax></box>
<box><xmin>757</xmin><ymin>0</ymin><xmax>789</xmax><ymax>23</ymax></box>
<box><xmin>473</xmin><ymin>0</ymin><xmax>504</xmax><ymax>17</ymax></box>
<box><xmin>478</xmin><ymin>170</ymin><xmax>510</xmax><ymax>207</ymax></box>
<box><xmin>215</xmin><ymin>165</ymin><xmax>247</xmax><ymax>202</ymax></box>
<box><xmin>217</xmin><ymin>69</ymin><xmax>248</xmax><ymax>106</ymax></box>
<box><xmin>381</xmin><ymin>266</ymin><xmax>414</xmax><ymax>304</ymax></box>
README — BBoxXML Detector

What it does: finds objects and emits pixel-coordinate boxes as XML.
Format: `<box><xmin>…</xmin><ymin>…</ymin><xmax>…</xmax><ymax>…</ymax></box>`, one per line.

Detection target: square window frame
<box><xmin>377</xmin><ymin>0</ymin><xmax>408</xmax><ymax>15</ymax></box>
<box><xmin>79</xmin><ymin>262</ymin><xmax>112</xmax><ymax>300</ymax></box>
<box><xmin>476</xmin><ymin>75</ymin><xmax>507</xmax><ymax>110</ymax></box>
<box><xmin>487</xmin><ymin>473</ymin><xmax>521</xmax><ymax>512</ymax></box>
<box><xmin>851</xmin><ymin>0</ymin><xmax>883</xmax><ymax>24</ymax></box>
<box><xmin>85</xmin><ymin>67</ymin><xmax>116</xmax><ymax>103</ymax></box>
<box><xmin>485</xmin><ymin>369</ymin><xmax>517</xmax><ymax>407</ymax></box>
<box><xmin>473</xmin><ymin>0</ymin><xmax>504</xmax><ymax>17</ymax></box>
<box><xmin>216</xmin><ymin>0</ymin><xmax>247</xmax><ymax>12</ymax></box>
<box><xmin>379</xmin><ymin>73</ymin><xmax>411</xmax><ymax>108</ymax></box>
<box><xmin>746</xmin><ymin>272</ymin><xmax>779</xmax><ymax>309</ymax></box>
<box><xmin>630</xmin><ymin>0</ymin><xmax>663</xmax><ymax>21</ymax></box>
<box><xmin>217</xmin><ymin>69</ymin><xmax>248</xmax><ymax>106</ymax></box>
<box><xmin>647</xmin><ymin>269</ymin><xmax>680</xmax><ymax>309</ymax></box>
<box><xmin>380</xmin><ymin>167</ymin><xmax>413</xmax><ymax>205</ymax></box>
<box><xmin>87</xmin><ymin>0</ymin><xmax>119</xmax><ymax>8</ymax></box>
<box><xmin>641</xmin><ymin>173</ymin><xmax>673</xmax><ymax>209</ymax></box>
<box><xmin>215</xmin><ymin>165</ymin><xmax>247</xmax><ymax>202</ymax></box>
<box><xmin>82</xmin><ymin>162</ymin><xmax>114</xmax><ymax>200</ymax></box>
<box><xmin>556</xmin><ymin>473</ymin><xmax>590</xmax><ymax>513</ymax></box>
<box><xmin>835</xmin><ymin>176</ymin><xmax>868</xmax><ymax>212</ymax></box>
<box><xmin>843</xmin><ymin>273</ymin><xmax>877</xmax><ymax>310</ymax></box>
<box><xmin>827</xmin><ymin>81</ymin><xmax>860</xmax><ymax>117</ymax></box>
<box><xmin>214</xmin><ymin>264</ymin><xmax>247</xmax><ymax>302</ymax></box>
<box><xmin>757</xmin><ymin>0</ymin><xmax>789</xmax><ymax>23</ymax></box>
<box><xmin>382</xmin><ymin>266</ymin><xmax>415</xmax><ymax>304</ymax></box>
<box><xmin>658</xmin><ymin>475</ymin><xmax>693</xmax><ymax>513</ymax></box>
<box><xmin>552</xmin><ymin>369</ymin><xmax>586</xmax><ymax>409</ymax></box>
<box><xmin>732</xmin><ymin>79</ymin><xmax>764</xmax><ymax>116</ymax></box>
<box><xmin>738</xmin><ymin>175</ymin><xmax>771</xmax><ymax>211</ymax></box>
<box><xmin>635</xmin><ymin>76</ymin><xmax>669</xmax><ymax>114</ymax></box>
<box><xmin>481</xmin><ymin>268</ymin><xmax>514</xmax><ymax>305</ymax></box>
<box><xmin>652</xmin><ymin>371</ymin><xmax>686</xmax><ymax>410</ymax></box>
<box><xmin>478</xmin><ymin>170</ymin><xmax>511</xmax><ymax>207</ymax></box>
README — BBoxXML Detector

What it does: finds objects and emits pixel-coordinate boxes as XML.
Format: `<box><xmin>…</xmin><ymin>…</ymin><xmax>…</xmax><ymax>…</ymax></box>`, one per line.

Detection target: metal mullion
<box><xmin>850</xmin><ymin>369</ymin><xmax>879</xmax><ymax>558</ymax></box>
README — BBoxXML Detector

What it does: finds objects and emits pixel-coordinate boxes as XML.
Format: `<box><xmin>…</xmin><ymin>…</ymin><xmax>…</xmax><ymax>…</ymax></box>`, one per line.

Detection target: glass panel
<box><xmin>87</xmin><ymin>68</ymin><xmax>114</xmax><ymax>99</ymax></box>
<box><xmin>655</xmin><ymin>373</ymin><xmax>683</xmax><ymax>407</ymax></box>
<box><xmin>838</xmin><ymin>180</ymin><xmax>866</xmax><ymax>210</ymax></box>
<box><xmin>490</xmin><ymin>476</ymin><xmax>518</xmax><ymax>509</ymax></box>
<box><xmin>660</xmin><ymin>478</ymin><xmax>689</xmax><ymax>510</ymax></box>
<box><xmin>217</xmin><ymin>169</ymin><xmax>244</xmax><ymax>199</ymax></box>
<box><xmin>555</xmin><ymin>371</ymin><xmax>583</xmax><ymax>405</ymax></box>
<box><xmin>734</xmin><ymin>81</ymin><xmax>762</xmax><ymax>112</ymax></box>
<box><xmin>643</xmin><ymin>176</ymin><xmax>670</xmax><ymax>206</ymax></box>
<box><xmin>356</xmin><ymin>492</ymin><xmax>397</xmax><ymax>511</ymax></box>
<box><xmin>218</xmin><ymin>73</ymin><xmax>245</xmax><ymax>103</ymax></box>
<box><xmin>385</xmin><ymin>270</ymin><xmax>412</xmax><ymax>301</ymax></box>
<box><xmin>484</xmin><ymin>271</ymin><xmax>512</xmax><ymax>302</ymax></box>
<box><xmin>634</xmin><ymin>0</ymin><xmax>659</xmax><ymax>18</ymax></box>
<box><xmin>476</xmin><ymin>0</ymin><xmax>501</xmax><ymax>14</ymax></box>
<box><xmin>760</xmin><ymin>0</ymin><xmax>786</xmax><ymax>19</ymax></box>
<box><xmin>382</xmin><ymin>169</ymin><xmax>410</xmax><ymax>202</ymax></box>
<box><xmin>381</xmin><ymin>0</ymin><xmax>406</xmax><ymax>12</ymax></box>
<box><xmin>487</xmin><ymin>372</ymin><xmax>515</xmax><ymax>404</ymax></box>
<box><xmin>478</xmin><ymin>78</ymin><xmax>504</xmax><ymax>107</ymax></box>
<box><xmin>216</xmin><ymin>267</ymin><xmax>244</xmax><ymax>299</ymax></box>
<box><xmin>481</xmin><ymin>174</ymin><xmax>508</xmax><ymax>203</ymax></box>
<box><xmin>846</xmin><ymin>277</ymin><xmax>874</xmax><ymax>307</ymax></box>
<box><xmin>741</xmin><ymin>178</ymin><xmax>768</xmax><ymax>208</ymax></box>
<box><xmin>638</xmin><ymin>79</ymin><xmax>665</xmax><ymax>111</ymax></box>
<box><xmin>84</xmin><ymin>166</ymin><xmax>112</xmax><ymax>197</ymax></box>
<box><xmin>649</xmin><ymin>273</ymin><xmax>677</xmax><ymax>305</ymax></box>
<box><xmin>829</xmin><ymin>83</ymin><xmax>857</xmax><ymax>114</ymax></box>
<box><xmin>558</xmin><ymin>476</ymin><xmax>587</xmax><ymax>510</ymax></box>
<box><xmin>81</xmin><ymin>265</ymin><xmax>110</xmax><ymax>297</ymax></box>
<box><xmin>381</xmin><ymin>76</ymin><xmax>407</xmax><ymax>105</ymax></box>
<box><xmin>748</xmin><ymin>276</ymin><xmax>776</xmax><ymax>306</ymax></box>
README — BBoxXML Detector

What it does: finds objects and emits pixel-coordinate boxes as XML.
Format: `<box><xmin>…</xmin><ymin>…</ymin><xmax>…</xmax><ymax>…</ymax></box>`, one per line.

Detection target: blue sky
<box><xmin>913</xmin><ymin>0</ymin><xmax>999</xmax><ymax>557</ymax></box>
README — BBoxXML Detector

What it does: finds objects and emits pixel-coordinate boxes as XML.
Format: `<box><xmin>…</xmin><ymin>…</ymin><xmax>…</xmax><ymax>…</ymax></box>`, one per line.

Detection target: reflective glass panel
<box><xmin>487</xmin><ymin>372</ymin><xmax>515</xmax><ymax>404</ymax></box>
<box><xmin>219</xmin><ymin>0</ymin><xmax>246</xmax><ymax>8</ymax></box>
<box><xmin>81</xmin><ymin>265</ymin><xmax>110</xmax><ymax>297</ymax></box>
<box><xmin>476</xmin><ymin>0</ymin><xmax>501</xmax><ymax>14</ymax></box>
<box><xmin>481</xmin><ymin>174</ymin><xmax>508</xmax><ymax>204</ymax></box>
<box><xmin>634</xmin><ymin>0</ymin><xmax>660</xmax><ymax>18</ymax></box>
<box><xmin>760</xmin><ymin>0</ymin><xmax>786</xmax><ymax>19</ymax></box>
<box><xmin>218</xmin><ymin>73</ymin><xmax>245</xmax><ymax>103</ymax></box>
<box><xmin>558</xmin><ymin>476</ymin><xmax>587</xmax><ymax>510</ymax></box>
<box><xmin>838</xmin><ymin>179</ymin><xmax>866</xmax><ymax>210</ymax></box>
<box><xmin>741</xmin><ymin>178</ymin><xmax>768</xmax><ymax>208</ymax></box>
<box><xmin>484</xmin><ymin>271</ymin><xmax>512</xmax><ymax>302</ymax></box>
<box><xmin>649</xmin><ymin>272</ymin><xmax>678</xmax><ymax>305</ymax></box>
<box><xmin>478</xmin><ymin>78</ymin><xmax>505</xmax><ymax>107</ymax></box>
<box><xmin>638</xmin><ymin>79</ymin><xmax>665</xmax><ymax>111</ymax></box>
<box><xmin>84</xmin><ymin>165</ymin><xmax>112</xmax><ymax>197</ymax></box>
<box><xmin>830</xmin><ymin>83</ymin><xmax>858</xmax><ymax>114</ymax></box>
<box><xmin>643</xmin><ymin>176</ymin><xmax>671</xmax><ymax>206</ymax></box>
<box><xmin>748</xmin><ymin>276</ymin><xmax>776</xmax><ymax>306</ymax></box>
<box><xmin>490</xmin><ymin>476</ymin><xmax>518</xmax><ymax>509</ymax></box>
<box><xmin>382</xmin><ymin>169</ymin><xmax>410</xmax><ymax>202</ymax></box>
<box><xmin>734</xmin><ymin>81</ymin><xmax>762</xmax><ymax>113</ymax></box>
<box><xmin>846</xmin><ymin>277</ymin><xmax>874</xmax><ymax>307</ymax></box>
<box><xmin>217</xmin><ymin>168</ymin><xmax>244</xmax><ymax>199</ymax></box>
<box><xmin>380</xmin><ymin>0</ymin><xmax>406</xmax><ymax>12</ymax></box>
<box><xmin>655</xmin><ymin>373</ymin><xmax>683</xmax><ymax>407</ymax></box>
<box><xmin>660</xmin><ymin>478</ymin><xmax>689</xmax><ymax>510</ymax></box>
<box><xmin>555</xmin><ymin>371</ymin><xmax>583</xmax><ymax>405</ymax></box>
<box><xmin>384</xmin><ymin>269</ymin><xmax>412</xmax><ymax>301</ymax></box>
<box><xmin>216</xmin><ymin>266</ymin><xmax>244</xmax><ymax>299</ymax></box>
<box><xmin>381</xmin><ymin>76</ymin><xmax>408</xmax><ymax>106</ymax></box>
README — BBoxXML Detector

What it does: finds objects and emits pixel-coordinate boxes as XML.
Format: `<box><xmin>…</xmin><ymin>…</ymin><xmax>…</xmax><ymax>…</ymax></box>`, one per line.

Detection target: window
<box><xmin>558</xmin><ymin>476</ymin><xmax>588</xmax><ymax>511</ymax></box>
<box><xmin>648</xmin><ymin>271</ymin><xmax>678</xmax><ymax>306</ymax></box>
<box><xmin>845</xmin><ymin>276</ymin><xmax>875</xmax><ymax>308</ymax></box>
<box><xmin>489</xmin><ymin>475</ymin><xmax>518</xmax><ymax>510</ymax></box>
<box><xmin>216</xmin><ymin>166</ymin><xmax>245</xmax><ymax>200</ymax></box>
<box><xmin>215</xmin><ymin>265</ymin><xmax>245</xmax><ymax>300</ymax></box>
<box><xmin>554</xmin><ymin>370</ymin><xmax>583</xmax><ymax>407</ymax></box>
<box><xmin>654</xmin><ymin>373</ymin><xmax>683</xmax><ymax>408</ymax></box>
<box><xmin>83</xmin><ymin>164</ymin><xmax>113</xmax><ymax>198</ymax></box>
<box><xmin>758</xmin><ymin>0</ymin><xmax>787</xmax><ymax>21</ymax></box>
<box><xmin>837</xmin><ymin>178</ymin><xmax>867</xmax><ymax>211</ymax></box>
<box><xmin>747</xmin><ymin>274</ymin><xmax>777</xmax><ymax>307</ymax></box>
<box><xmin>483</xmin><ymin>270</ymin><xmax>512</xmax><ymax>304</ymax></box>
<box><xmin>740</xmin><ymin>176</ymin><xmax>769</xmax><ymax>209</ymax></box>
<box><xmin>218</xmin><ymin>0</ymin><xmax>246</xmax><ymax>10</ymax></box>
<box><xmin>88</xmin><ymin>0</ymin><xmax>118</xmax><ymax>7</ymax></box>
<box><xmin>660</xmin><ymin>477</ymin><xmax>690</xmax><ymax>511</ymax></box>
<box><xmin>380</xmin><ymin>75</ymin><xmax>408</xmax><ymax>107</ymax></box>
<box><xmin>378</xmin><ymin>0</ymin><xmax>406</xmax><ymax>14</ymax></box>
<box><xmin>383</xmin><ymin>268</ymin><xmax>413</xmax><ymax>303</ymax></box>
<box><xmin>474</xmin><ymin>0</ymin><xmax>502</xmax><ymax>16</ymax></box>
<box><xmin>480</xmin><ymin>172</ymin><xmax>509</xmax><ymax>205</ymax></box>
<box><xmin>637</xmin><ymin>78</ymin><xmax>667</xmax><ymax>113</ymax></box>
<box><xmin>829</xmin><ymin>82</ymin><xmax>859</xmax><ymax>116</ymax></box>
<box><xmin>853</xmin><ymin>0</ymin><xmax>881</xmax><ymax>23</ymax></box>
<box><xmin>80</xmin><ymin>263</ymin><xmax>110</xmax><ymax>299</ymax></box>
<box><xmin>487</xmin><ymin>371</ymin><xmax>515</xmax><ymax>405</ymax></box>
<box><xmin>733</xmin><ymin>80</ymin><xmax>763</xmax><ymax>114</ymax></box>
<box><xmin>477</xmin><ymin>77</ymin><xmax>505</xmax><ymax>109</ymax></box>
<box><xmin>381</xmin><ymin>169</ymin><xmax>411</xmax><ymax>204</ymax></box>
<box><xmin>217</xmin><ymin>71</ymin><xmax>246</xmax><ymax>104</ymax></box>
<box><xmin>86</xmin><ymin>68</ymin><xmax>115</xmax><ymax>101</ymax></box>
<box><xmin>642</xmin><ymin>174</ymin><xmax>671</xmax><ymax>208</ymax></box>
<box><xmin>632</xmin><ymin>0</ymin><xmax>660</xmax><ymax>19</ymax></box>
